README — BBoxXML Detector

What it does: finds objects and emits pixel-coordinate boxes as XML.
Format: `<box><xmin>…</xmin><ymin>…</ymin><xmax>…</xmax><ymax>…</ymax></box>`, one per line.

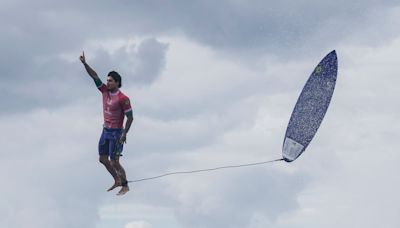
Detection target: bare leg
<box><xmin>111</xmin><ymin>158</ymin><xmax>130</xmax><ymax>196</ymax></box>
<box><xmin>99</xmin><ymin>155</ymin><xmax>121</xmax><ymax>191</ymax></box>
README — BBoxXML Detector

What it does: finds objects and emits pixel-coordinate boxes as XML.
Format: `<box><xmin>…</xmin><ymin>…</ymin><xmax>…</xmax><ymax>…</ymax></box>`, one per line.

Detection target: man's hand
<box><xmin>119</xmin><ymin>133</ymin><xmax>127</xmax><ymax>144</ymax></box>
<box><xmin>80</xmin><ymin>51</ymin><xmax>100</xmax><ymax>80</ymax></box>
<box><xmin>79</xmin><ymin>51</ymin><xmax>86</xmax><ymax>64</ymax></box>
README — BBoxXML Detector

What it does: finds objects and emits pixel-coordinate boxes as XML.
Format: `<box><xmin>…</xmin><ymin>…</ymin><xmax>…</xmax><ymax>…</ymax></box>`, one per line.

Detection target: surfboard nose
<box><xmin>326</xmin><ymin>50</ymin><xmax>338</xmax><ymax>64</ymax></box>
<box><xmin>323</xmin><ymin>50</ymin><xmax>337</xmax><ymax>61</ymax></box>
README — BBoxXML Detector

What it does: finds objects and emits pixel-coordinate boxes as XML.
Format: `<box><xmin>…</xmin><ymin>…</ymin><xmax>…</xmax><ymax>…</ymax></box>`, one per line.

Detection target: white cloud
<box><xmin>125</xmin><ymin>221</ymin><xmax>152</xmax><ymax>228</ymax></box>
<box><xmin>0</xmin><ymin>103</ymin><xmax>104</xmax><ymax>228</ymax></box>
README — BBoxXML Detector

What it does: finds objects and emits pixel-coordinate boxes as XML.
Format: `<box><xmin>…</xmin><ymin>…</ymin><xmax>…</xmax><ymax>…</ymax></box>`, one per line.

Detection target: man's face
<box><xmin>106</xmin><ymin>76</ymin><xmax>118</xmax><ymax>90</ymax></box>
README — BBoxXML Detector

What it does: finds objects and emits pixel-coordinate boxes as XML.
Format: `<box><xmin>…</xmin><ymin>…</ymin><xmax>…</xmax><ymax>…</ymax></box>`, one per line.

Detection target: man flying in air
<box><xmin>80</xmin><ymin>52</ymin><xmax>133</xmax><ymax>196</ymax></box>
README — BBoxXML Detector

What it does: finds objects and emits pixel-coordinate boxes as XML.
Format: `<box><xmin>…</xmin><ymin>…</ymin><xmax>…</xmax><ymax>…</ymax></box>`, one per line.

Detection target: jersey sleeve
<box><xmin>97</xmin><ymin>83</ymin><xmax>108</xmax><ymax>93</ymax></box>
<box><xmin>120</xmin><ymin>96</ymin><xmax>133</xmax><ymax>114</ymax></box>
<box><xmin>93</xmin><ymin>77</ymin><xmax>107</xmax><ymax>93</ymax></box>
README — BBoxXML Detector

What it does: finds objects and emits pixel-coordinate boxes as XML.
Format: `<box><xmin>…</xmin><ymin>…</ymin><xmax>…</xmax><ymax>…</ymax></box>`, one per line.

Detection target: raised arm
<box><xmin>80</xmin><ymin>51</ymin><xmax>102</xmax><ymax>86</ymax></box>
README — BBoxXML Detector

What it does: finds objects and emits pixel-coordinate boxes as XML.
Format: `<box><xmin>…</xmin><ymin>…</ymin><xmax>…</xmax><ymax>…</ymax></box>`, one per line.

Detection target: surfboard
<box><xmin>282</xmin><ymin>50</ymin><xmax>338</xmax><ymax>162</ymax></box>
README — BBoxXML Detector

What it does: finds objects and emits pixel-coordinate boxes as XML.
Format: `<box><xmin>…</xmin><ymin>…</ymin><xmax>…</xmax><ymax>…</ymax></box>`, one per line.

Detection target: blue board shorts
<box><xmin>98</xmin><ymin>127</ymin><xmax>124</xmax><ymax>160</ymax></box>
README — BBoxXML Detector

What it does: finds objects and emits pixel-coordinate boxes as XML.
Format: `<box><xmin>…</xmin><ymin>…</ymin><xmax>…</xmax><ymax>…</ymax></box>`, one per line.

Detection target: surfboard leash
<box><xmin>127</xmin><ymin>157</ymin><xmax>284</xmax><ymax>183</ymax></box>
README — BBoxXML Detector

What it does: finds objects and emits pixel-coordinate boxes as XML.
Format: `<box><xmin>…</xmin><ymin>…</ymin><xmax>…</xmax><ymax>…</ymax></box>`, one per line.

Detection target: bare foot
<box><xmin>107</xmin><ymin>181</ymin><xmax>121</xmax><ymax>192</ymax></box>
<box><xmin>117</xmin><ymin>186</ymin><xmax>130</xmax><ymax>196</ymax></box>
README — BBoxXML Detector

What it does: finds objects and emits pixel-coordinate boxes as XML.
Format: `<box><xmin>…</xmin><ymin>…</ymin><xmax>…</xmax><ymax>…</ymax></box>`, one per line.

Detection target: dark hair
<box><xmin>108</xmin><ymin>71</ymin><xmax>122</xmax><ymax>88</ymax></box>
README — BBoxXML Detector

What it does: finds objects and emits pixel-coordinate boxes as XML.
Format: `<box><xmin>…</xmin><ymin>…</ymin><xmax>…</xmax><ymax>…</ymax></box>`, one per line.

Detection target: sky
<box><xmin>1</xmin><ymin>0</ymin><xmax>400</xmax><ymax>227</ymax></box>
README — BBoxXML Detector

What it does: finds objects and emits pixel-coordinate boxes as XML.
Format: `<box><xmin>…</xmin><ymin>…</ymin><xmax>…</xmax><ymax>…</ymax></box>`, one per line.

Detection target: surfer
<box><xmin>80</xmin><ymin>51</ymin><xmax>134</xmax><ymax>196</ymax></box>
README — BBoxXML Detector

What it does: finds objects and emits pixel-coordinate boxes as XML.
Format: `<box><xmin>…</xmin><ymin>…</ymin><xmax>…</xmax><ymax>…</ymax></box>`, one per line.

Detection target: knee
<box><xmin>99</xmin><ymin>157</ymin><xmax>109</xmax><ymax>165</ymax></box>
<box><xmin>110</xmin><ymin>160</ymin><xmax>119</xmax><ymax>167</ymax></box>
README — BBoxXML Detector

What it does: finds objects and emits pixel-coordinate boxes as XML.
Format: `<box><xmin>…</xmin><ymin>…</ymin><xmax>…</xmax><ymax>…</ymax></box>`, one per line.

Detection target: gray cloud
<box><xmin>59</xmin><ymin>0</ymin><xmax>399</xmax><ymax>54</ymax></box>
<box><xmin>89</xmin><ymin>38</ymin><xmax>169</xmax><ymax>85</ymax></box>
<box><xmin>2</xmin><ymin>0</ymin><xmax>398</xmax><ymax>75</ymax></box>
<box><xmin>1</xmin><ymin>0</ymin><xmax>399</xmax><ymax>115</ymax></box>
<box><xmin>133</xmin><ymin>38</ymin><xmax>169</xmax><ymax>84</ymax></box>
<box><xmin>78</xmin><ymin>1</ymin><xmax>400</xmax><ymax>57</ymax></box>
<box><xmin>173</xmin><ymin>168</ymin><xmax>308</xmax><ymax>228</ymax></box>
<box><xmin>0</xmin><ymin>38</ymin><xmax>168</xmax><ymax>114</ymax></box>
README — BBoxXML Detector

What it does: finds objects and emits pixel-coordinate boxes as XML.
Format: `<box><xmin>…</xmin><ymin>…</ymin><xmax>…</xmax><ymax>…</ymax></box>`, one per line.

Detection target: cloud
<box><xmin>125</xmin><ymin>221</ymin><xmax>152</xmax><ymax>228</ymax></box>
<box><xmin>0</xmin><ymin>104</ymin><xmax>105</xmax><ymax>228</ymax></box>
<box><xmin>2</xmin><ymin>1</ymin><xmax>399</xmax><ymax>75</ymax></box>
<box><xmin>172</xmin><ymin>167</ymin><xmax>308</xmax><ymax>228</ymax></box>
<box><xmin>58</xmin><ymin>0</ymin><xmax>399</xmax><ymax>56</ymax></box>
<box><xmin>2</xmin><ymin>0</ymin><xmax>399</xmax><ymax>115</ymax></box>
<box><xmin>132</xmin><ymin>38</ymin><xmax>169</xmax><ymax>84</ymax></box>
<box><xmin>88</xmin><ymin>38</ymin><xmax>169</xmax><ymax>85</ymax></box>
<box><xmin>0</xmin><ymin>37</ymin><xmax>168</xmax><ymax>114</ymax></box>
